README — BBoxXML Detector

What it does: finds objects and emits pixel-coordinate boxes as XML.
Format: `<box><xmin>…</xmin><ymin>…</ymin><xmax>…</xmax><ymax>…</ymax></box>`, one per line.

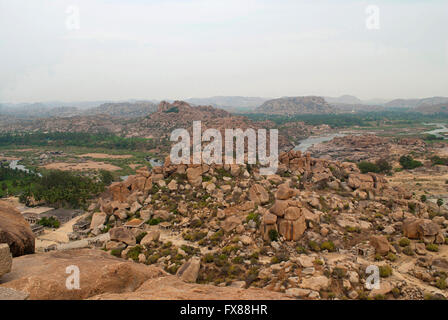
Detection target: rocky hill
<box><xmin>85</xmin><ymin>101</ymin><xmax>158</xmax><ymax>118</ymax></box>
<box><xmin>414</xmin><ymin>103</ymin><xmax>448</xmax><ymax>114</ymax></box>
<box><xmin>385</xmin><ymin>97</ymin><xmax>448</xmax><ymax>109</ymax></box>
<box><xmin>256</xmin><ymin>96</ymin><xmax>336</xmax><ymax>115</ymax></box>
<box><xmin>127</xmin><ymin>100</ymin><xmax>294</xmax><ymax>151</ymax></box>
<box><xmin>185</xmin><ymin>96</ymin><xmax>268</xmax><ymax>111</ymax></box>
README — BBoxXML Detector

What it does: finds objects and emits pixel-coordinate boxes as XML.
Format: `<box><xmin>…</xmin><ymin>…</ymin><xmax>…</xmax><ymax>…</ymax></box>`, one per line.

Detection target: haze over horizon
<box><xmin>1</xmin><ymin>0</ymin><xmax>447</xmax><ymax>103</ymax></box>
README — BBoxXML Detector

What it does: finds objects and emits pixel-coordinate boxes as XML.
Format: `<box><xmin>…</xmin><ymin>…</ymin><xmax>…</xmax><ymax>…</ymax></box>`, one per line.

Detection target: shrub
<box><xmin>399</xmin><ymin>237</ymin><xmax>410</xmax><ymax>247</ymax></box>
<box><xmin>379</xmin><ymin>265</ymin><xmax>393</xmax><ymax>278</ymax></box>
<box><xmin>308</xmin><ymin>240</ymin><xmax>321</xmax><ymax>252</ymax></box>
<box><xmin>148</xmin><ymin>218</ymin><xmax>161</xmax><ymax>225</ymax></box>
<box><xmin>135</xmin><ymin>232</ymin><xmax>147</xmax><ymax>244</ymax></box>
<box><xmin>357</xmin><ymin>161</ymin><xmax>380</xmax><ymax>174</ymax></box>
<box><xmin>399</xmin><ymin>155</ymin><xmax>423</xmax><ymax>170</ymax></box>
<box><xmin>203</xmin><ymin>253</ymin><xmax>214</xmax><ymax>263</ymax></box>
<box><xmin>127</xmin><ymin>245</ymin><xmax>143</xmax><ymax>261</ymax></box>
<box><xmin>37</xmin><ymin>216</ymin><xmax>60</xmax><ymax>228</ymax></box>
<box><xmin>296</xmin><ymin>246</ymin><xmax>307</xmax><ymax>254</ymax></box>
<box><xmin>268</xmin><ymin>229</ymin><xmax>279</xmax><ymax>242</ymax></box>
<box><xmin>320</xmin><ymin>241</ymin><xmax>336</xmax><ymax>252</ymax></box>
<box><xmin>426</xmin><ymin>243</ymin><xmax>439</xmax><ymax>252</ymax></box>
<box><xmin>386</xmin><ymin>252</ymin><xmax>397</xmax><ymax>262</ymax></box>
<box><xmin>436</xmin><ymin>277</ymin><xmax>447</xmax><ymax>290</ymax></box>
<box><xmin>402</xmin><ymin>246</ymin><xmax>414</xmax><ymax>256</ymax></box>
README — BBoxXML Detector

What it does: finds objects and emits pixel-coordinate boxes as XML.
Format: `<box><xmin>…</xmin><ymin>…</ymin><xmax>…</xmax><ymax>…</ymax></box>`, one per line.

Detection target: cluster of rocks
<box><xmin>76</xmin><ymin>149</ymin><xmax>448</xmax><ymax>300</ymax></box>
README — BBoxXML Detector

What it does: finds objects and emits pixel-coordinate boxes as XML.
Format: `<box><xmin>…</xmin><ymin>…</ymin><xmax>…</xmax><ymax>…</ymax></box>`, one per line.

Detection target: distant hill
<box><xmin>255</xmin><ymin>96</ymin><xmax>336</xmax><ymax>115</ymax></box>
<box><xmin>0</xmin><ymin>104</ymin><xmax>80</xmax><ymax>118</ymax></box>
<box><xmin>385</xmin><ymin>97</ymin><xmax>448</xmax><ymax>109</ymax></box>
<box><xmin>414</xmin><ymin>103</ymin><xmax>448</xmax><ymax>114</ymax></box>
<box><xmin>84</xmin><ymin>101</ymin><xmax>158</xmax><ymax>118</ymax></box>
<box><xmin>324</xmin><ymin>95</ymin><xmax>363</xmax><ymax>105</ymax></box>
<box><xmin>185</xmin><ymin>96</ymin><xmax>268</xmax><ymax>111</ymax></box>
<box><xmin>332</xmin><ymin>104</ymin><xmax>385</xmax><ymax>113</ymax></box>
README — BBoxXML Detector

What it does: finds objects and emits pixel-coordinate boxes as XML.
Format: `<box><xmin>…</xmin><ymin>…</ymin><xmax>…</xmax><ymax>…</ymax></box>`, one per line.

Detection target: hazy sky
<box><xmin>1</xmin><ymin>0</ymin><xmax>447</xmax><ymax>103</ymax></box>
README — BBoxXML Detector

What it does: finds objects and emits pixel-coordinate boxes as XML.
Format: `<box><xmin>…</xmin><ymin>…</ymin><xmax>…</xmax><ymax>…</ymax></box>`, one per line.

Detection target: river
<box><xmin>293</xmin><ymin>133</ymin><xmax>347</xmax><ymax>153</ymax></box>
<box><xmin>8</xmin><ymin>160</ymin><xmax>42</xmax><ymax>177</ymax></box>
<box><xmin>423</xmin><ymin>123</ymin><xmax>448</xmax><ymax>139</ymax></box>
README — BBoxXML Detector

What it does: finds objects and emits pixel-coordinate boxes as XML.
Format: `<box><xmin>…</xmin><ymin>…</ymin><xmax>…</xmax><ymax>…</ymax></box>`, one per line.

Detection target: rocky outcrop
<box><xmin>0</xmin><ymin>249</ymin><xmax>166</xmax><ymax>300</ymax></box>
<box><xmin>0</xmin><ymin>244</ymin><xmax>12</xmax><ymax>278</ymax></box>
<box><xmin>402</xmin><ymin>218</ymin><xmax>443</xmax><ymax>244</ymax></box>
<box><xmin>0</xmin><ymin>201</ymin><xmax>35</xmax><ymax>257</ymax></box>
<box><xmin>176</xmin><ymin>257</ymin><xmax>201</xmax><ymax>283</ymax></box>
<box><xmin>89</xmin><ymin>276</ymin><xmax>291</xmax><ymax>300</ymax></box>
<box><xmin>109</xmin><ymin>227</ymin><xmax>136</xmax><ymax>246</ymax></box>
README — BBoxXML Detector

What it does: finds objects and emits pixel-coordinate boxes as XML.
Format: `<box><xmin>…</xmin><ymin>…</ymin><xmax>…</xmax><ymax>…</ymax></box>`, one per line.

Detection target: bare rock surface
<box><xmin>0</xmin><ymin>201</ymin><xmax>35</xmax><ymax>257</ymax></box>
<box><xmin>0</xmin><ymin>244</ymin><xmax>12</xmax><ymax>278</ymax></box>
<box><xmin>89</xmin><ymin>276</ymin><xmax>291</xmax><ymax>300</ymax></box>
<box><xmin>0</xmin><ymin>249</ymin><xmax>165</xmax><ymax>300</ymax></box>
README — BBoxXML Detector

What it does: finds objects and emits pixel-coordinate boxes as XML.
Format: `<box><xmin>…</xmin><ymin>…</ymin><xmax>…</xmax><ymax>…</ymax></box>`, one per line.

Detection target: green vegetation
<box><xmin>0</xmin><ymin>164</ymin><xmax>40</xmax><ymax>198</ymax></box>
<box><xmin>379</xmin><ymin>265</ymin><xmax>393</xmax><ymax>278</ymax></box>
<box><xmin>0</xmin><ymin>132</ymin><xmax>156</xmax><ymax>151</ymax></box>
<box><xmin>399</xmin><ymin>155</ymin><xmax>423</xmax><ymax>170</ymax></box>
<box><xmin>399</xmin><ymin>237</ymin><xmax>410</xmax><ymax>247</ymax></box>
<box><xmin>37</xmin><ymin>216</ymin><xmax>60</xmax><ymax>228</ymax></box>
<box><xmin>244</xmin><ymin>111</ymin><xmax>448</xmax><ymax>128</ymax></box>
<box><xmin>268</xmin><ymin>229</ymin><xmax>278</xmax><ymax>242</ymax></box>
<box><xmin>357</xmin><ymin>159</ymin><xmax>391</xmax><ymax>174</ymax></box>
<box><xmin>426</xmin><ymin>243</ymin><xmax>439</xmax><ymax>252</ymax></box>
<box><xmin>18</xmin><ymin>170</ymin><xmax>107</xmax><ymax>208</ymax></box>
<box><xmin>320</xmin><ymin>241</ymin><xmax>336</xmax><ymax>252</ymax></box>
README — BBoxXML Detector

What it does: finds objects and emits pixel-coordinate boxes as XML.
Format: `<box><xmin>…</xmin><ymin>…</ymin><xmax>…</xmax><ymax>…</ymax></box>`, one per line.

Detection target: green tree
<box><xmin>437</xmin><ymin>198</ymin><xmax>444</xmax><ymax>213</ymax></box>
<box><xmin>399</xmin><ymin>155</ymin><xmax>423</xmax><ymax>170</ymax></box>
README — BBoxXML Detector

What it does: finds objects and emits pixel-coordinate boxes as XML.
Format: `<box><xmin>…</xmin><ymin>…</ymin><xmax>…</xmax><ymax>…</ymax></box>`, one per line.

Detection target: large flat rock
<box><xmin>89</xmin><ymin>276</ymin><xmax>291</xmax><ymax>300</ymax></box>
<box><xmin>0</xmin><ymin>248</ymin><xmax>166</xmax><ymax>300</ymax></box>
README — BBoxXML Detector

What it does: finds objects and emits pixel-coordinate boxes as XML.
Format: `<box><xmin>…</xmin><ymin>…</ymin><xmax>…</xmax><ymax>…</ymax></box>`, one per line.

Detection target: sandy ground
<box><xmin>36</xmin><ymin>213</ymin><xmax>89</xmax><ymax>251</ymax></box>
<box><xmin>78</xmin><ymin>153</ymin><xmax>133</xmax><ymax>159</ymax></box>
<box><xmin>387</xmin><ymin>166</ymin><xmax>448</xmax><ymax>200</ymax></box>
<box><xmin>42</xmin><ymin>161</ymin><xmax>122</xmax><ymax>171</ymax></box>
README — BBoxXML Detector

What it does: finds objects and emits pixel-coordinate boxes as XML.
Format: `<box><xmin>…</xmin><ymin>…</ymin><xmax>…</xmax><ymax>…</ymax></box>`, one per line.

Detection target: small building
<box><xmin>23</xmin><ymin>213</ymin><xmax>39</xmax><ymax>225</ymax></box>
<box><xmin>41</xmin><ymin>208</ymin><xmax>83</xmax><ymax>224</ymax></box>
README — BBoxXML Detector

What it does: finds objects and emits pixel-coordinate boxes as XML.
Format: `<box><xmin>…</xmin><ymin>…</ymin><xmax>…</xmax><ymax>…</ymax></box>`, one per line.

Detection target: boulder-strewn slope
<box><xmin>77</xmin><ymin>149</ymin><xmax>448</xmax><ymax>300</ymax></box>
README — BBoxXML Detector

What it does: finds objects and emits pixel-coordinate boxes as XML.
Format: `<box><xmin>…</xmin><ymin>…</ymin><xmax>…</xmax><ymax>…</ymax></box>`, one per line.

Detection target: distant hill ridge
<box><xmin>256</xmin><ymin>96</ymin><xmax>336</xmax><ymax>115</ymax></box>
